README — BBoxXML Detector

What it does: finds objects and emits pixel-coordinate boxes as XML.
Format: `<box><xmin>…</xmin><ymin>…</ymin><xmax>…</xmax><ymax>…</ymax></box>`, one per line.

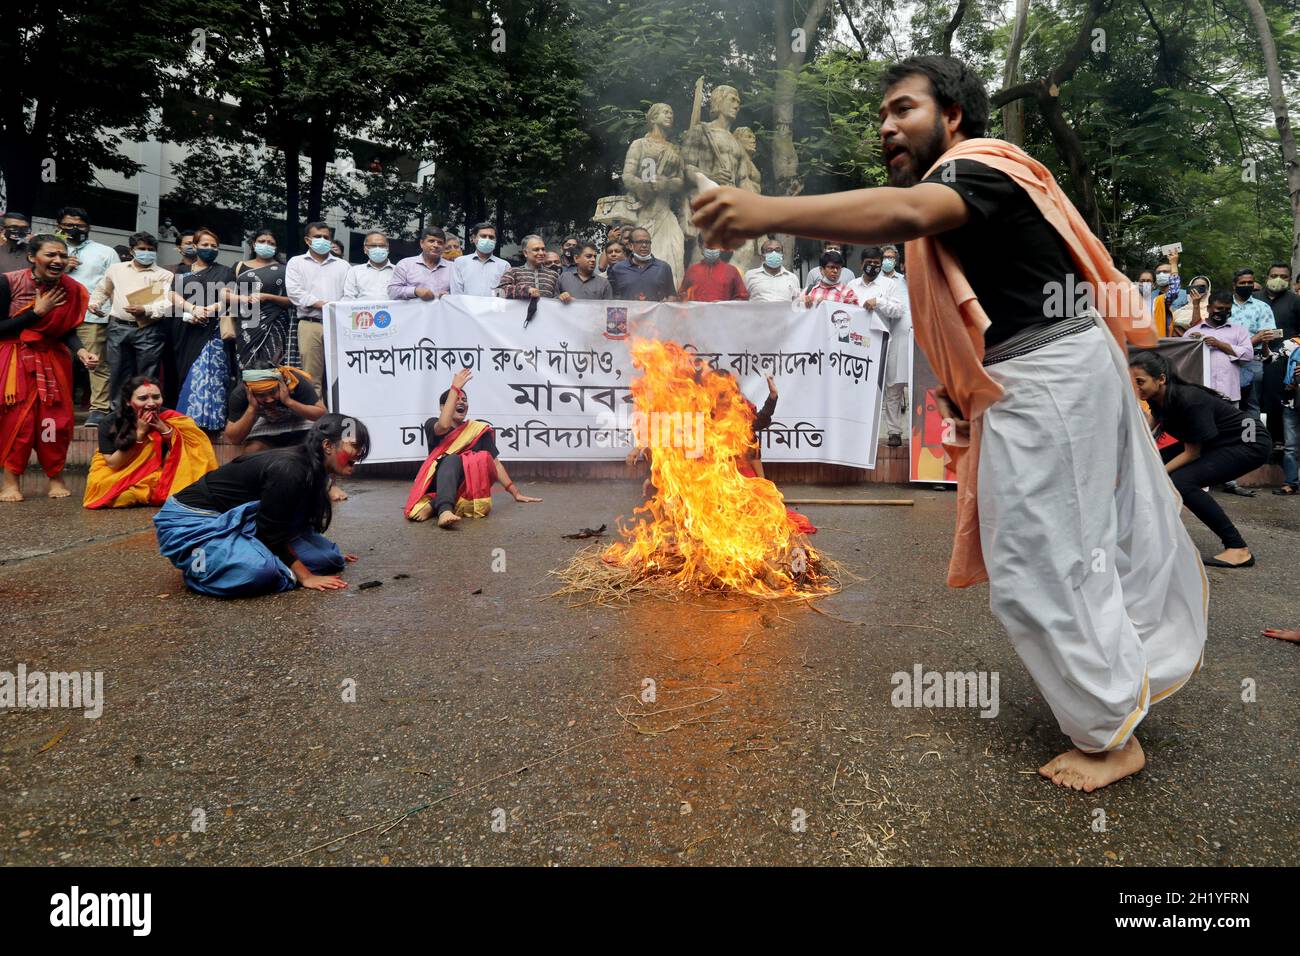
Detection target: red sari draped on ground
<box><xmin>1</xmin><ymin>270</ymin><xmax>87</xmax><ymax>477</ymax></box>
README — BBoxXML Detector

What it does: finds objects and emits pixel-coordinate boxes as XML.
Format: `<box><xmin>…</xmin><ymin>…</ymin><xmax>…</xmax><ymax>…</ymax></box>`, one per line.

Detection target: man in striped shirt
<box><xmin>803</xmin><ymin>251</ymin><xmax>859</xmax><ymax>307</ymax></box>
<box><xmin>495</xmin><ymin>235</ymin><xmax>559</xmax><ymax>299</ymax></box>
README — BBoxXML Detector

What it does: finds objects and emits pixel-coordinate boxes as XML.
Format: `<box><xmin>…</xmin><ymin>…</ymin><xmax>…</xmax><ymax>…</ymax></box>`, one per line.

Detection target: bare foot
<box><xmin>1214</xmin><ymin>547</ymin><xmax>1252</xmax><ymax>565</ymax></box>
<box><xmin>1039</xmin><ymin>736</ymin><xmax>1145</xmax><ymax>792</ymax></box>
<box><xmin>437</xmin><ymin>510</ymin><xmax>461</xmax><ymax>529</ymax></box>
<box><xmin>328</xmin><ymin>483</ymin><xmax>348</xmax><ymax>502</ymax></box>
<box><xmin>1262</xmin><ymin>627</ymin><xmax>1300</xmax><ymax>643</ymax></box>
<box><xmin>0</xmin><ymin>473</ymin><xmax>22</xmax><ymax>502</ymax></box>
<box><xmin>47</xmin><ymin>476</ymin><xmax>71</xmax><ymax>499</ymax></box>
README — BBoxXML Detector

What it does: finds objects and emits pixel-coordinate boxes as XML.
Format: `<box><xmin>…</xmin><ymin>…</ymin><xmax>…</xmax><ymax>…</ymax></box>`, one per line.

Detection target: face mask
<box><xmin>132</xmin><ymin>250</ymin><xmax>157</xmax><ymax>266</ymax></box>
<box><xmin>310</xmin><ymin>237</ymin><xmax>333</xmax><ymax>256</ymax></box>
<box><xmin>1155</xmin><ymin>272</ymin><xmax>1170</xmax><ymax>287</ymax></box>
<box><xmin>254</xmin><ymin>243</ymin><xmax>277</xmax><ymax>259</ymax></box>
<box><xmin>863</xmin><ymin>264</ymin><xmax>880</xmax><ymax>279</ymax></box>
<box><xmin>764</xmin><ymin>252</ymin><xmax>783</xmax><ymax>269</ymax></box>
<box><xmin>4</xmin><ymin>229</ymin><xmax>26</xmax><ymax>243</ymax></box>
<box><xmin>1209</xmin><ymin>310</ymin><xmax>1228</xmax><ymax>324</ymax></box>
<box><xmin>181</xmin><ymin>244</ymin><xmax>197</xmax><ymax>257</ymax></box>
<box><xmin>881</xmin><ymin>258</ymin><xmax>895</xmax><ymax>273</ymax></box>
<box><xmin>367</xmin><ymin>247</ymin><xmax>389</xmax><ymax>264</ymax></box>
<box><xmin>1266</xmin><ymin>277</ymin><xmax>1289</xmax><ymax>293</ymax></box>
<box><xmin>1138</xmin><ymin>281</ymin><xmax>1153</xmax><ymax>295</ymax></box>
<box><xmin>702</xmin><ymin>249</ymin><xmax>721</xmax><ymax>263</ymax></box>
<box><xmin>196</xmin><ymin>247</ymin><xmax>219</xmax><ymax>264</ymax></box>
<box><xmin>1235</xmin><ymin>284</ymin><xmax>1253</xmax><ymax>298</ymax></box>
<box><xmin>61</xmin><ymin>227</ymin><xmax>85</xmax><ymax>244</ymax></box>
<box><xmin>821</xmin><ymin>275</ymin><xmax>838</xmax><ymax>286</ymax></box>
<box><xmin>632</xmin><ymin>251</ymin><xmax>653</xmax><ymax>262</ymax></box>
<box><xmin>476</xmin><ymin>236</ymin><xmax>496</xmax><ymax>255</ymax></box>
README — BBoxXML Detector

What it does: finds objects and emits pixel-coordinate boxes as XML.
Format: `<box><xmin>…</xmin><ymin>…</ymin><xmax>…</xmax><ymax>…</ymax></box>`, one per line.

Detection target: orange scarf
<box><xmin>906</xmin><ymin>138</ymin><xmax>1157</xmax><ymax>587</ymax></box>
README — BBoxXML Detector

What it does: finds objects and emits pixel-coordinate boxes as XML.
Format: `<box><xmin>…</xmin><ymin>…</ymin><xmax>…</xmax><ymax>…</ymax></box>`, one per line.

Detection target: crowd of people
<box><xmin>1</xmin><ymin>164</ymin><xmax>1297</xmax><ymax>610</ymax></box>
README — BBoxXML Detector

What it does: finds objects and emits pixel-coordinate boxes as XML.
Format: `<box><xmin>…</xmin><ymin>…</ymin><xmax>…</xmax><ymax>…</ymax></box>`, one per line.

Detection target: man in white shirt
<box><xmin>342</xmin><ymin>231</ymin><xmax>396</xmax><ymax>300</ymax></box>
<box><xmin>847</xmin><ymin>245</ymin><xmax>911</xmax><ymax>446</ymax></box>
<box><xmin>450</xmin><ymin>222</ymin><xmax>510</xmax><ymax>296</ymax></box>
<box><xmin>744</xmin><ymin>238</ymin><xmax>801</xmax><ymax>303</ymax></box>
<box><xmin>284</xmin><ymin>221</ymin><xmax>348</xmax><ymax>394</ymax></box>
<box><xmin>88</xmin><ymin>231</ymin><xmax>175</xmax><ymax>408</ymax></box>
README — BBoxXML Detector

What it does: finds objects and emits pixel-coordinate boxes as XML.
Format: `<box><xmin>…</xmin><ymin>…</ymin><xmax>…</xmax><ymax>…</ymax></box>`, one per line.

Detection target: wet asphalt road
<box><xmin>1</xmin><ymin>473</ymin><xmax>1297</xmax><ymax>867</ymax></box>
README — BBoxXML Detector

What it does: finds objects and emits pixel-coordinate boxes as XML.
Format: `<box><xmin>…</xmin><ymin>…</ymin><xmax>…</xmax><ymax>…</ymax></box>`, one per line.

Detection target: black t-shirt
<box><xmin>424</xmin><ymin>418</ymin><xmax>499</xmax><ymax>458</ymax></box>
<box><xmin>1265</xmin><ymin>289</ymin><xmax>1300</xmax><ymax>339</ymax></box>
<box><xmin>1155</xmin><ymin>383</ymin><xmax>1262</xmax><ymax>451</ymax></box>
<box><xmin>173</xmin><ymin>449</ymin><xmax>315</xmax><ymax>562</ymax></box>
<box><xmin>226</xmin><ymin>376</ymin><xmax>320</xmax><ymax>431</ymax></box>
<box><xmin>922</xmin><ymin>159</ymin><xmax>1079</xmax><ymax>347</ymax></box>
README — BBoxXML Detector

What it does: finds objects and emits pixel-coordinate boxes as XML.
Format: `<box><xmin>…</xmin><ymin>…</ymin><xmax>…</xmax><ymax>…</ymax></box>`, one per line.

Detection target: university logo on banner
<box><xmin>350</xmin><ymin>306</ymin><xmax>397</xmax><ymax>339</ymax></box>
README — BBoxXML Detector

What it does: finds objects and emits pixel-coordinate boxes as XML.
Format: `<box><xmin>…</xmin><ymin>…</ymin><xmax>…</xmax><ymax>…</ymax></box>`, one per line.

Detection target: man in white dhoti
<box><xmin>691</xmin><ymin>55</ymin><xmax>1207</xmax><ymax>792</ymax></box>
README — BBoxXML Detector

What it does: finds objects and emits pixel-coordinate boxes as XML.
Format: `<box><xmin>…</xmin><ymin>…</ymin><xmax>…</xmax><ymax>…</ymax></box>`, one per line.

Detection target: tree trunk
<box><xmin>307</xmin><ymin>120</ymin><xmax>332</xmax><ymax>223</ymax></box>
<box><xmin>283</xmin><ymin>136</ymin><xmax>302</xmax><ymax>251</ymax></box>
<box><xmin>1002</xmin><ymin>0</ymin><xmax>1030</xmax><ymax>146</ymax></box>
<box><xmin>0</xmin><ymin>133</ymin><xmax>40</xmax><ymax>220</ymax></box>
<box><xmin>771</xmin><ymin>0</ymin><xmax>828</xmax><ymax>262</ymax></box>
<box><xmin>1244</xmin><ymin>0</ymin><xmax>1300</xmax><ymax>276</ymax></box>
<box><xmin>1038</xmin><ymin>90</ymin><xmax>1102</xmax><ymax>237</ymax></box>
<box><xmin>942</xmin><ymin>0</ymin><xmax>969</xmax><ymax>57</ymax></box>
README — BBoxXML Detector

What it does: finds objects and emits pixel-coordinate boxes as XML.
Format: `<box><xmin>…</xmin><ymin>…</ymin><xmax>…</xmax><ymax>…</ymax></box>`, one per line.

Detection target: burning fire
<box><xmin>601</xmin><ymin>339</ymin><xmax>831</xmax><ymax>598</ymax></box>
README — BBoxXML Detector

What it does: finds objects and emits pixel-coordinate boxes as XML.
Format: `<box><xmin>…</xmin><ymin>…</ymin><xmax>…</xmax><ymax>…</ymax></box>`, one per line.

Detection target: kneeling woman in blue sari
<box><xmin>153</xmin><ymin>413</ymin><xmax>369</xmax><ymax>596</ymax></box>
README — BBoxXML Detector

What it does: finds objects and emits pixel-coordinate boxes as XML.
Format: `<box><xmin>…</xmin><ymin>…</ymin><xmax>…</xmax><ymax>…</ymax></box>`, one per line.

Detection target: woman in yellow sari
<box><xmin>84</xmin><ymin>375</ymin><xmax>217</xmax><ymax>509</ymax></box>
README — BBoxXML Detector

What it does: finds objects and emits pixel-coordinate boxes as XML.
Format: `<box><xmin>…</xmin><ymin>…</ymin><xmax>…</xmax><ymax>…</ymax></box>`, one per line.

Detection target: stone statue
<box><xmin>679</xmin><ymin>85</ymin><xmax>748</xmax><ymax>267</ymax></box>
<box><xmin>621</xmin><ymin>103</ymin><xmax>686</xmax><ymax>283</ymax></box>
<box><xmin>729</xmin><ymin>126</ymin><xmax>763</xmax><ymax>275</ymax></box>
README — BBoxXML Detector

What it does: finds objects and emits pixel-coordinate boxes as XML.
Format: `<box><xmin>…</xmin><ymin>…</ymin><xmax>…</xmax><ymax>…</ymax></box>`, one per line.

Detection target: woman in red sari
<box><xmin>83</xmin><ymin>375</ymin><xmax>217</xmax><ymax>509</ymax></box>
<box><xmin>404</xmin><ymin>367</ymin><xmax>542</xmax><ymax>526</ymax></box>
<box><xmin>1</xmin><ymin>235</ymin><xmax>98</xmax><ymax>501</ymax></box>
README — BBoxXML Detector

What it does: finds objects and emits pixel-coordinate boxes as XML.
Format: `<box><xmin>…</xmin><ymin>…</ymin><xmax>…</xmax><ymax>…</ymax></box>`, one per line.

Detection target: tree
<box><xmin>1243</xmin><ymin>0</ymin><xmax>1300</xmax><ymax>275</ymax></box>
<box><xmin>191</xmin><ymin>0</ymin><xmax>416</xmax><ymax>248</ymax></box>
<box><xmin>0</xmin><ymin>1</ymin><xmax>196</xmax><ymax>216</ymax></box>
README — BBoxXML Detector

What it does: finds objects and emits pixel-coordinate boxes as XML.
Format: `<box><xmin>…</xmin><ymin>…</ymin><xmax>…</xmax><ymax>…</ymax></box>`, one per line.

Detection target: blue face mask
<box><xmin>132</xmin><ymin>250</ymin><xmax>157</xmax><ymax>266</ymax></box>
<box><xmin>367</xmin><ymin>247</ymin><xmax>389</xmax><ymax>264</ymax></box>
<box><xmin>702</xmin><ymin>248</ymin><xmax>721</xmax><ymax>262</ymax></box>
<box><xmin>476</xmin><ymin>236</ymin><xmax>496</xmax><ymax>255</ymax></box>
<box><xmin>881</xmin><ymin>258</ymin><xmax>895</xmax><ymax>273</ymax></box>
<box><xmin>764</xmin><ymin>251</ymin><xmax>783</xmax><ymax>269</ymax></box>
<box><xmin>310</xmin><ymin>237</ymin><xmax>333</xmax><ymax>256</ymax></box>
<box><xmin>254</xmin><ymin>243</ymin><xmax>277</xmax><ymax>259</ymax></box>
<box><xmin>196</xmin><ymin>247</ymin><xmax>219</xmax><ymax>264</ymax></box>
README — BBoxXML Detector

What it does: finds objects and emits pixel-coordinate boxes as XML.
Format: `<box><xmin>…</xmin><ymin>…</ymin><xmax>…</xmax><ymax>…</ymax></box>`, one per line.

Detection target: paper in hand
<box><xmin>690</xmin><ymin>170</ymin><xmax>720</xmax><ymax>193</ymax></box>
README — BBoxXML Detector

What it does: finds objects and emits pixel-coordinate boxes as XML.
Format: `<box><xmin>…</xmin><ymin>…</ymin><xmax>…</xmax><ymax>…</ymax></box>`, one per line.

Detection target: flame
<box><xmin>603</xmin><ymin>339</ymin><xmax>829</xmax><ymax>598</ymax></box>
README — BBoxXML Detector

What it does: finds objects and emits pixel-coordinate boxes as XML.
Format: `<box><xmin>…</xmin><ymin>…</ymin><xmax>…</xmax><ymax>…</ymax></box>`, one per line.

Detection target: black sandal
<box><xmin>1204</xmin><ymin>555</ymin><xmax>1256</xmax><ymax>568</ymax></box>
<box><xmin>1273</xmin><ymin>485</ymin><xmax>1298</xmax><ymax>496</ymax></box>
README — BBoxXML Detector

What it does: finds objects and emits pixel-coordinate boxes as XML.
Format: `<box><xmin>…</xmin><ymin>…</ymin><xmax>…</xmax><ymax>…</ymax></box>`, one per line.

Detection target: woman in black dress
<box><xmin>1130</xmin><ymin>350</ymin><xmax>1270</xmax><ymax>568</ymax></box>
<box><xmin>163</xmin><ymin>227</ymin><xmax>236</xmax><ymax>427</ymax></box>
<box><xmin>230</xmin><ymin>229</ymin><xmax>293</xmax><ymax>369</ymax></box>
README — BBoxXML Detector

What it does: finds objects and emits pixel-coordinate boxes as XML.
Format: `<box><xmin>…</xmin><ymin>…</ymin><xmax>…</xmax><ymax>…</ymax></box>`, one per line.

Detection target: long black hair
<box><xmin>108</xmin><ymin>375</ymin><xmax>164</xmax><ymax>451</ymax></box>
<box><xmin>283</xmin><ymin>413</ymin><xmax>370</xmax><ymax>533</ymax></box>
<box><xmin>1129</xmin><ymin>350</ymin><xmax>1228</xmax><ymax>410</ymax></box>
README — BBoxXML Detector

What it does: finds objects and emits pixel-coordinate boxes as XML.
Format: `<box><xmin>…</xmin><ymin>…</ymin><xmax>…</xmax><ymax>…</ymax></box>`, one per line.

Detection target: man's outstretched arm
<box><xmin>692</xmin><ymin>183</ymin><xmax>969</xmax><ymax>249</ymax></box>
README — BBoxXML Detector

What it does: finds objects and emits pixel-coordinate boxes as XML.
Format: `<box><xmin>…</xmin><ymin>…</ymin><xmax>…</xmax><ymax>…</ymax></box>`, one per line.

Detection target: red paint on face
<box><xmin>335</xmin><ymin>449</ymin><xmax>354</xmax><ymax>470</ymax></box>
